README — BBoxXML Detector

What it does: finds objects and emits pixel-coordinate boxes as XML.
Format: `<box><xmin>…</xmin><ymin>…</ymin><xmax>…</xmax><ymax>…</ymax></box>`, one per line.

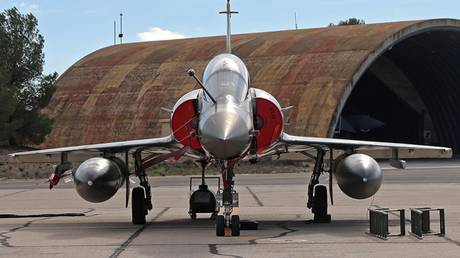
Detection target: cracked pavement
<box><xmin>0</xmin><ymin>161</ymin><xmax>460</xmax><ymax>257</ymax></box>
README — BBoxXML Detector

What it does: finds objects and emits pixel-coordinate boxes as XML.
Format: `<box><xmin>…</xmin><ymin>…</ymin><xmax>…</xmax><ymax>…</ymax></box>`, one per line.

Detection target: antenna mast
<box><xmin>219</xmin><ymin>0</ymin><xmax>238</xmax><ymax>53</ymax></box>
<box><xmin>118</xmin><ymin>13</ymin><xmax>124</xmax><ymax>44</ymax></box>
<box><xmin>113</xmin><ymin>21</ymin><xmax>117</xmax><ymax>45</ymax></box>
<box><xmin>295</xmin><ymin>12</ymin><xmax>298</xmax><ymax>30</ymax></box>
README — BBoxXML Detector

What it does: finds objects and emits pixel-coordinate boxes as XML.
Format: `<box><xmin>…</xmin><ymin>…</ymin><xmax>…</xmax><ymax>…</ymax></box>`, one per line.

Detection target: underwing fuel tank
<box><xmin>74</xmin><ymin>157</ymin><xmax>126</xmax><ymax>203</ymax></box>
<box><xmin>334</xmin><ymin>154</ymin><xmax>383</xmax><ymax>199</ymax></box>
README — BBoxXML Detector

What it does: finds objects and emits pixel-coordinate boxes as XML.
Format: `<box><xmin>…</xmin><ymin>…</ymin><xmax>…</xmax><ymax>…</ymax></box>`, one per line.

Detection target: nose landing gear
<box><xmin>216</xmin><ymin>213</ymin><xmax>240</xmax><ymax>237</ymax></box>
<box><xmin>216</xmin><ymin>161</ymin><xmax>241</xmax><ymax>237</ymax></box>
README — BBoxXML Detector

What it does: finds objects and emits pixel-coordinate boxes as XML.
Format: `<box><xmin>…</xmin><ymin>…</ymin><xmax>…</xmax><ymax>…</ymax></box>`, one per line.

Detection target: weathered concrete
<box><xmin>0</xmin><ymin>160</ymin><xmax>459</xmax><ymax>257</ymax></box>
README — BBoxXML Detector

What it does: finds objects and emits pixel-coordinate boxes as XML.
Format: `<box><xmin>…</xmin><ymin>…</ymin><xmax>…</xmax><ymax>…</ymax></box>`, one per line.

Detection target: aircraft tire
<box><xmin>132</xmin><ymin>187</ymin><xmax>147</xmax><ymax>225</ymax></box>
<box><xmin>216</xmin><ymin>215</ymin><xmax>225</xmax><ymax>236</ymax></box>
<box><xmin>313</xmin><ymin>185</ymin><xmax>328</xmax><ymax>216</ymax></box>
<box><xmin>231</xmin><ymin>215</ymin><xmax>240</xmax><ymax>236</ymax></box>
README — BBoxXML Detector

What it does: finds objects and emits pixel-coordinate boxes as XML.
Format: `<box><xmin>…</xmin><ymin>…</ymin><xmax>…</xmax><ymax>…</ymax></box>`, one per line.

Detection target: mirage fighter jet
<box><xmin>11</xmin><ymin>1</ymin><xmax>452</xmax><ymax>237</ymax></box>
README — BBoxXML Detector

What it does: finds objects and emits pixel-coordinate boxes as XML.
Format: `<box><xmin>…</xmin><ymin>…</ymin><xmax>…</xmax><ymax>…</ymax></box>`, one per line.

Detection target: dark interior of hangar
<box><xmin>335</xmin><ymin>29</ymin><xmax>460</xmax><ymax>154</ymax></box>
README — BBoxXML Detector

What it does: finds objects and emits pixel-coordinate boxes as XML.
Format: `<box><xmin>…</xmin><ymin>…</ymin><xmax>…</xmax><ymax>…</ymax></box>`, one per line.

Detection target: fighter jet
<box><xmin>10</xmin><ymin>0</ymin><xmax>452</xmax><ymax>237</ymax></box>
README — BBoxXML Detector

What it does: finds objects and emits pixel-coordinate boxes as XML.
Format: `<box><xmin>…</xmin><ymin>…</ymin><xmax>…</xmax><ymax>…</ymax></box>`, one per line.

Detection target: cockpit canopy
<box><xmin>202</xmin><ymin>54</ymin><xmax>249</xmax><ymax>103</ymax></box>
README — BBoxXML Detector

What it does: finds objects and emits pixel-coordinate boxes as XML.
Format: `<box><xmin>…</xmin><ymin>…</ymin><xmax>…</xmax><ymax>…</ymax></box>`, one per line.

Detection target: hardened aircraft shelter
<box><xmin>43</xmin><ymin>19</ymin><xmax>460</xmax><ymax>153</ymax></box>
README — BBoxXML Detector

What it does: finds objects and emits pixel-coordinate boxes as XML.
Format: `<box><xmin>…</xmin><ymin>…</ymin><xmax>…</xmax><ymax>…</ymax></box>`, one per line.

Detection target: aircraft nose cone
<box><xmin>200</xmin><ymin>112</ymin><xmax>251</xmax><ymax>159</ymax></box>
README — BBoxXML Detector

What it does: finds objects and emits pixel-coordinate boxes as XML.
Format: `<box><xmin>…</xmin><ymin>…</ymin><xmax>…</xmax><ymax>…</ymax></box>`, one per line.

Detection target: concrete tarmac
<box><xmin>0</xmin><ymin>160</ymin><xmax>459</xmax><ymax>257</ymax></box>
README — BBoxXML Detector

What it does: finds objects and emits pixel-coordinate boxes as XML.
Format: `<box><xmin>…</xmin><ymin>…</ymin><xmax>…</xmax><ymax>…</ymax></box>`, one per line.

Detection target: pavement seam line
<box><xmin>245</xmin><ymin>186</ymin><xmax>264</xmax><ymax>206</ymax></box>
<box><xmin>109</xmin><ymin>207</ymin><xmax>170</xmax><ymax>258</ymax></box>
<box><xmin>0</xmin><ymin>189</ymin><xmax>32</xmax><ymax>199</ymax></box>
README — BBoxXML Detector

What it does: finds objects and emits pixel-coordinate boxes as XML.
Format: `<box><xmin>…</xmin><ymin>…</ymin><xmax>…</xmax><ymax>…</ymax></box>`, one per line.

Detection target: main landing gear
<box><xmin>216</xmin><ymin>161</ymin><xmax>240</xmax><ymax>237</ymax></box>
<box><xmin>130</xmin><ymin>148</ymin><xmax>187</xmax><ymax>225</ymax></box>
<box><xmin>305</xmin><ymin>148</ymin><xmax>331</xmax><ymax>223</ymax></box>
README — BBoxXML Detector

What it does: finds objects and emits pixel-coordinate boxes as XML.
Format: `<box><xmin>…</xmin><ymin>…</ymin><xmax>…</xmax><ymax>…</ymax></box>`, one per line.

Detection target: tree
<box><xmin>0</xmin><ymin>7</ymin><xmax>57</xmax><ymax>146</ymax></box>
<box><xmin>328</xmin><ymin>18</ymin><xmax>366</xmax><ymax>27</ymax></box>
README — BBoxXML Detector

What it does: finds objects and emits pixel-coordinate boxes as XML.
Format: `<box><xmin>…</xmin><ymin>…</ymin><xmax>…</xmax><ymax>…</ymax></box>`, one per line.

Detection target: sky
<box><xmin>0</xmin><ymin>0</ymin><xmax>459</xmax><ymax>75</ymax></box>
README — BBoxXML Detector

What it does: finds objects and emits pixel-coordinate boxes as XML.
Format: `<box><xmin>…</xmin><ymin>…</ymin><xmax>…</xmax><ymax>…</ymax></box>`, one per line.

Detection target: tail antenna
<box><xmin>219</xmin><ymin>0</ymin><xmax>238</xmax><ymax>53</ymax></box>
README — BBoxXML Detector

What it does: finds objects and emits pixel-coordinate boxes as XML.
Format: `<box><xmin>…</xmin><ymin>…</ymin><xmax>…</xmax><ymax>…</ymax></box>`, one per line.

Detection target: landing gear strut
<box><xmin>306</xmin><ymin>148</ymin><xmax>331</xmax><ymax>223</ymax></box>
<box><xmin>130</xmin><ymin>148</ymin><xmax>187</xmax><ymax>225</ymax></box>
<box><xmin>216</xmin><ymin>161</ymin><xmax>240</xmax><ymax>236</ymax></box>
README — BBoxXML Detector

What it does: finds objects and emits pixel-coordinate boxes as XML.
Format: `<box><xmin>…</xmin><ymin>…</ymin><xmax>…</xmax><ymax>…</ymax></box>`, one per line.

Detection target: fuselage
<box><xmin>198</xmin><ymin>54</ymin><xmax>254</xmax><ymax>160</ymax></box>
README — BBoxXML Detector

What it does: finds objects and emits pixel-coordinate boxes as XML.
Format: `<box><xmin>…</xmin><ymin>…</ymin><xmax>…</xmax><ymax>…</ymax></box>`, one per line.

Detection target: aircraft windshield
<box><xmin>203</xmin><ymin>54</ymin><xmax>249</xmax><ymax>103</ymax></box>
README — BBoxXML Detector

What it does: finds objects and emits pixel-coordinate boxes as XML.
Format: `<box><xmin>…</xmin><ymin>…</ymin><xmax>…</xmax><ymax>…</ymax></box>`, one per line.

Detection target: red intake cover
<box><xmin>171</xmin><ymin>100</ymin><xmax>201</xmax><ymax>149</ymax></box>
<box><xmin>255</xmin><ymin>98</ymin><xmax>283</xmax><ymax>153</ymax></box>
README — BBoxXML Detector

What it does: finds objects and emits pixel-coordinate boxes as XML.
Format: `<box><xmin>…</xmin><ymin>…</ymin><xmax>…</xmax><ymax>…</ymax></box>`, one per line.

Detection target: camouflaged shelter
<box><xmin>42</xmin><ymin>19</ymin><xmax>460</xmax><ymax>153</ymax></box>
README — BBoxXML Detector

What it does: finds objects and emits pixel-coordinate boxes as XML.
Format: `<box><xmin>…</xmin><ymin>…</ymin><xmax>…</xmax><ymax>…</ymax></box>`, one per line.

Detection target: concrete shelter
<box><xmin>42</xmin><ymin>19</ymin><xmax>460</xmax><ymax>153</ymax></box>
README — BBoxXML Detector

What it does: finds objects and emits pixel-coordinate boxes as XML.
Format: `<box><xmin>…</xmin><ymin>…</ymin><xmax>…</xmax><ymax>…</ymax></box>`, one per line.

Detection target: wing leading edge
<box><xmin>280</xmin><ymin>133</ymin><xmax>452</xmax><ymax>158</ymax></box>
<box><xmin>9</xmin><ymin>135</ymin><xmax>180</xmax><ymax>159</ymax></box>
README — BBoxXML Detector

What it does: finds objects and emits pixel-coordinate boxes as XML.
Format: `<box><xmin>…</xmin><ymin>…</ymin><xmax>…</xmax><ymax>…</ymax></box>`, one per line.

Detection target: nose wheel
<box><xmin>231</xmin><ymin>214</ymin><xmax>240</xmax><ymax>236</ymax></box>
<box><xmin>216</xmin><ymin>215</ymin><xmax>225</xmax><ymax>236</ymax></box>
<box><xmin>216</xmin><ymin>214</ymin><xmax>240</xmax><ymax>236</ymax></box>
<box><xmin>215</xmin><ymin>161</ymin><xmax>241</xmax><ymax>237</ymax></box>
